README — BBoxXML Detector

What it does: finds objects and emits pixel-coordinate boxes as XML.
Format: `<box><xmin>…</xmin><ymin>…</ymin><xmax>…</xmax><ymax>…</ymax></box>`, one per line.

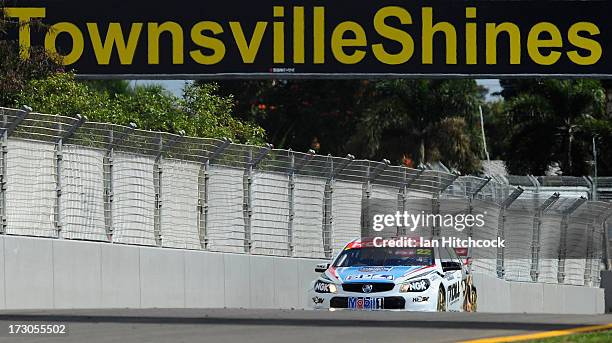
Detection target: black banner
<box><xmin>2</xmin><ymin>0</ymin><xmax>611</xmax><ymax>78</ymax></box>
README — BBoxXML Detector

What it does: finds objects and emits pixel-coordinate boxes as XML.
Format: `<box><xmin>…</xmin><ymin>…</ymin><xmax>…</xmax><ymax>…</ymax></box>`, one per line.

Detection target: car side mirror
<box><xmin>315</xmin><ymin>263</ymin><xmax>330</xmax><ymax>273</ymax></box>
<box><xmin>442</xmin><ymin>261</ymin><xmax>462</xmax><ymax>272</ymax></box>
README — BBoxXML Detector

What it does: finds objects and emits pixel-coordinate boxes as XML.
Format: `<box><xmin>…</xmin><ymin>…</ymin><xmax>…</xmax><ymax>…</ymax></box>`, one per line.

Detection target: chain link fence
<box><xmin>1</xmin><ymin>106</ymin><xmax>611</xmax><ymax>287</ymax></box>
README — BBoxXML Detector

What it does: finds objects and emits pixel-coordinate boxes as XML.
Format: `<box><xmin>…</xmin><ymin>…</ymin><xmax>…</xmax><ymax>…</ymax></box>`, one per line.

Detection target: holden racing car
<box><xmin>309</xmin><ymin>238</ymin><xmax>477</xmax><ymax>311</ymax></box>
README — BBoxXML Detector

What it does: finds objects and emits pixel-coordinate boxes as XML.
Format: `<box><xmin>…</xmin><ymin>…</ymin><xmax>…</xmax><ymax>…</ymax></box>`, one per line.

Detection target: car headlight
<box><xmin>314</xmin><ymin>281</ymin><xmax>338</xmax><ymax>293</ymax></box>
<box><xmin>399</xmin><ymin>279</ymin><xmax>430</xmax><ymax>292</ymax></box>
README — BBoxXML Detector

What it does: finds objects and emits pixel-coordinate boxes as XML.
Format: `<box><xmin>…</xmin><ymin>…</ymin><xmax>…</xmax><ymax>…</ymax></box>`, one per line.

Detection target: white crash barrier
<box><xmin>0</xmin><ymin>235</ymin><xmax>604</xmax><ymax>314</ymax></box>
<box><xmin>472</xmin><ymin>271</ymin><xmax>604</xmax><ymax>314</ymax></box>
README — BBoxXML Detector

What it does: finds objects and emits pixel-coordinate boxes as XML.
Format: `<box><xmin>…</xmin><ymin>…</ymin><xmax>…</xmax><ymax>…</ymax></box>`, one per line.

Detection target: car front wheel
<box><xmin>437</xmin><ymin>287</ymin><xmax>446</xmax><ymax>312</ymax></box>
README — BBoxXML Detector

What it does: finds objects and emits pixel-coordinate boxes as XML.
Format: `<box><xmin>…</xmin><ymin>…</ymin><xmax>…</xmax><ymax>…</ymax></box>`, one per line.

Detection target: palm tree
<box><xmin>603</xmin><ymin>80</ymin><xmax>612</xmax><ymax>118</ymax></box>
<box><xmin>348</xmin><ymin>79</ymin><xmax>484</xmax><ymax>173</ymax></box>
<box><xmin>502</xmin><ymin>79</ymin><xmax>605</xmax><ymax>175</ymax></box>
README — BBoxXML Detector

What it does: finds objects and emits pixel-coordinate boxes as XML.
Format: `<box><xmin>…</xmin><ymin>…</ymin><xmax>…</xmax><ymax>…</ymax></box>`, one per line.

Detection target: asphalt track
<box><xmin>0</xmin><ymin>309</ymin><xmax>610</xmax><ymax>343</ymax></box>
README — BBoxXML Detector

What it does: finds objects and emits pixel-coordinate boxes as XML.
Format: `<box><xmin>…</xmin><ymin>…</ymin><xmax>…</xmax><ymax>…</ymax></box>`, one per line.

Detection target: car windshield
<box><xmin>333</xmin><ymin>247</ymin><xmax>434</xmax><ymax>267</ymax></box>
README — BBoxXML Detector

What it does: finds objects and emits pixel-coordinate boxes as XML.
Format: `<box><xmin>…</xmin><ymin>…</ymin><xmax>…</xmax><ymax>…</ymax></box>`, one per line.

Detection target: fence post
<box><xmin>362</xmin><ymin>163</ymin><xmax>372</xmax><ymax>236</ymax></box>
<box><xmin>362</xmin><ymin>160</ymin><xmax>389</xmax><ymax>236</ymax></box>
<box><xmin>497</xmin><ymin>187</ymin><xmax>523</xmax><ymax>279</ymax></box>
<box><xmin>104</xmin><ymin>129</ymin><xmax>113</xmax><ymax>242</ymax></box>
<box><xmin>530</xmin><ymin>192</ymin><xmax>560</xmax><ymax>282</ymax></box>
<box><xmin>398</xmin><ymin>168</ymin><xmax>407</xmax><ymax>236</ymax></box>
<box><xmin>288</xmin><ymin>150</ymin><xmax>295</xmax><ymax>256</ymax></box>
<box><xmin>584</xmin><ymin>216</ymin><xmax>596</xmax><ymax>286</ymax></box>
<box><xmin>197</xmin><ymin>160</ymin><xmax>210</xmax><ymax>249</ymax></box>
<box><xmin>153</xmin><ymin>135</ymin><xmax>163</xmax><ymax>246</ymax></box>
<box><xmin>153</xmin><ymin>132</ymin><xmax>184</xmax><ymax>247</ymax></box>
<box><xmin>432</xmin><ymin>172</ymin><xmax>458</xmax><ymax>237</ymax></box>
<box><xmin>54</xmin><ymin>124</ymin><xmax>62</xmax><ymax>238</ymax></box>
<box><xmin>0</xmin><ymin>123</ymin><xmax>6</xmax><ymax>235</ymax></box>
<box><xmin>582</xmin><ymin>208</ymin><xmax>610</xmax><ymax>287</ymax></box>
<box><xmin>398</xmin><ymin>168</ymin><xmax>406</xmax><ymax>236</ymax></box>
<box><xmin>198</xmin><ymin>139</ymin><xmax>230</xmax><ymax>250</ymax></box>
<box><xmin>323</xmin><ymin>156</ymin><xmax>334</xmax><ymax>259</ymax></box>
<box><xmin>54</xmin><ymin>114</ymin><xmax>86</xmax><ymax>239</ymax></box>
<box><xmin>397</xmin><ymin>167</ymin><xmax>425</xmax><ymax>236</ymax></box>
<box><xmin>604</xmin><ymin>212</ymin><xmax>612</xmax><ymax>271</ymax></box>
<box><xmin>103</xmin><ymin>123</ymin><xmax>135</xmax><ymax>242</ymax></box>
<box><xmin>0</xmin><ymin>106</ymin><xmax>30</xmax><ymax>234</ymax></box>
<box><xmin>323</xmin><ymin>154</ymin><xmax>354</xmax><ymax>258</ymax></box>
<box><xmin>243</xmin><ymin>144</ymin><xmax>271</xmax><ymax>253</ymax></box>
<box><xmin>244</xmin><ymin>150</ymin><xmax>253</xmax><ymax>253</ymax></box>
<box><xmin>468</xmin><ymin>177</ymin><xmax>491</xmax><ymax>238</ymax></box>
<box><xmin>557</xmin><ymin>197</ymin><xmax>586</xmax><ymax>284</ymax></box>
<box><xmin>291</xmin><ymin>150</ymin><xmax>315</xmax><ymax>256</ymax></box>
<box><xmin>592</xmin><ymin>209</ymin><xmax>612</xmax><ymax>285</ymax></box>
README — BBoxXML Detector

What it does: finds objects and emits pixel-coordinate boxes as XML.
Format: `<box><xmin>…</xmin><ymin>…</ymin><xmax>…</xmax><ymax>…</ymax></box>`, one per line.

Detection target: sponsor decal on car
<box><xmin>348</xmin><ymin>297</ymin><xmax>384</xmax><ymax>310</ymax></box>
<box><xmin>448</xmin><ymin>281</ymin><xmax>461</xmax><ymax>303</ymax></box>
<box><xmin>358</xmin><ymin>267</ymin><xmax>393</xmax><ymax>273</ymax></box>
<box><xmin>314</xmin><ymin>281</ymin><xmax>332</xmax><ymax>293</ymax></box>
<box><xmin>346</xmin><ymin>274</ymin><xmax>394</xmax><ymax>281</ymax></box>
<box><xmin>312</xmin><ymin>296</ymin><xmax>324</xmax><ymax>304</ymax></box>
<box><xmin>401</xmin><ymin>265</ymin><xmax>432</xmax><ymax>277</ymax></box>
<box><xmin>412</xmin><ymin>296</ymin><xmax>429</xmax><ymax>303</ymax></box>
<box><xmin>401</xmin><ymin>279</ymin><xmax>430</xmax><ymax>292</ymax></box>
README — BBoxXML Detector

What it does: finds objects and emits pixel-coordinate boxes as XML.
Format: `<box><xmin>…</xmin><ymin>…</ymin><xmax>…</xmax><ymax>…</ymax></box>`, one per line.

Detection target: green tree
<box><xmin>1</xmin><ymin>4</ymin><xmax>63</xmax><ymax>106</ymax></box>
<box><xmin>480</xmin><ymin>100</ymin><xmax>508</xmax><ymax>161</ymax></box>
<box><xmin>215</xmin><ymin>80</ymin><xmax>368</xmax><ymax>154</ymax></box>
<box><xmin>499</xmin><ymin>79</ymin><xmax>606</xmax><ymax>175</ymax></box>
<box><xmin>582</xmin><ymin>118</ymin><xmax>612</xmax><ymax>176</ymax></box>
<box><xmin>347</xmin><ymin>79</ymin><xmax>485</xmax><ymax>173</ymax></box>
<box><xmin>82</xmin><ymin>80</ymin><xmax>133</xmax><ymax>96</ymax></box>
<box><xmin>15</xmin><ymin>73</ymin><xmax>266</xmax><ymax>144</ymax></box>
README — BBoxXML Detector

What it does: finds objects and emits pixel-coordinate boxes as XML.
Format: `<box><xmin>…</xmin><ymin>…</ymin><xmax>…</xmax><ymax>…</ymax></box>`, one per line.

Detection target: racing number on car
<box><xmin>448</xmin><ymin>281</ymin><xmax>460</xmax><ymax>303</ymax></box>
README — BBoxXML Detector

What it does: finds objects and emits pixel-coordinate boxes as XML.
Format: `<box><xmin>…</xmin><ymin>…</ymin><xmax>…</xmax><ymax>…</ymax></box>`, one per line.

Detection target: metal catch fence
<box><xmin>1</xmin><ymin>106</ymin><xmax>611</xmax><ymax>287</ymax></box>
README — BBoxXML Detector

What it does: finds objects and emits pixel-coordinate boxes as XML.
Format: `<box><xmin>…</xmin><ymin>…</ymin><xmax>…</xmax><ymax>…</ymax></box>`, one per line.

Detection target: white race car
<box><xmin>309</xmin><ymin>238</ymin><xmax>475</xmax><ymax>311</ymax></box>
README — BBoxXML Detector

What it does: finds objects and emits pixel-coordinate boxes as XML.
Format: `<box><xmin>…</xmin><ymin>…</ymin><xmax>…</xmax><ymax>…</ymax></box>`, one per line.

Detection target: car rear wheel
<box><xmin>437</xmin><ymin>287</ymin><xmax>446</xmax><ymax>312</ymax></box>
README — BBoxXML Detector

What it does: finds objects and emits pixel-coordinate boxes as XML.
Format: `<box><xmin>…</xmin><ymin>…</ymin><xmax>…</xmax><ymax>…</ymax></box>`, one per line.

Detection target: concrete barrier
<box><xmin>509</xmin><ymin>281</ymin><xmax>544</xmax><ymax>313</ymax></box>
<box><xmin>184</xmin><ymin>250</ymin><xmax>225</xmax><ymax>308</ymax></box>
<box><xmin>0</xmin><ymin>235</ymin><xmax>325</xmax><ymax>310</ymax></box>
<box><xmin>0</xmin><ymin>237</ymin><xmax>4</xmax><ymax>310</ymax></box>
<box><xmin>601</xmin><ymin>270</ymin><xmax>612</xmax><ymax>313</ymax></box>
<box><xmin>274</xmin><ymin>257</ymin><xmax>299</xmax><ymax>309</ymax></box>
<box><xmin>473</xmin><ymin>271</ymin><xmax>604</xmax><ymax>314</ymax></box>
<box><xmin>101</xmin><ymin>243</ymin><xmax>141</xmax><ymax>308</ymax></box>
<box><xmin>0</xmin><ymin>235</ymin><xmax>604</xmax><ymax>313</ymax></box>
<box><xmin>53</xmin><ymin>240</ymin><xmax>103</xmax><ymax>309</ymax></box>
<box><xmin>4</xmin><ymin>236</ymin><xmax>54</xmax><ymax>309</ymax></box>
<box><xmin>140</xmin><ymin>245</ymin><xmax>186</xmax><ymax>308</ymax></box>
<box><xmin>472</xmin><ymin>272</ymin><xmax>511</xmax><ymax>313</ymax></box>
<box><xmin>224</xmin><ymin>253</ymin><xmax>251</xmax><ymax>308</ymax></box>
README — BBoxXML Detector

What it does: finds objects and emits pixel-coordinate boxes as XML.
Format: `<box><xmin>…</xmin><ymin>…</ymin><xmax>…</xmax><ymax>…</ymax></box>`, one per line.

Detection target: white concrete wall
<box><xmin>472</xmin><ymin>271</ymin><xmax>604</xmax><ymax>314</ymax></box>
<box><xmin>0</xmin><ymin>238</ymin><xmax>4</xmax><ymax>310</ymax></box>
<box><xmin>0</xmin><ymin>235</ymin><xmax>323</xmax><ymax>310</ymax></box>
<box><xmin>0</xmin><ymin>235</ymin><xmax>604</xmax><ymax>314</ymax></box>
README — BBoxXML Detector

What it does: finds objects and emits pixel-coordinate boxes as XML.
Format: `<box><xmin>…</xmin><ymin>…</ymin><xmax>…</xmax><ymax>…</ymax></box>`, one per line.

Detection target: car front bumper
<box><xmin>309</xmin><ymin>285</ymin><xmax>439</xmax><ymax>311</ymax></box>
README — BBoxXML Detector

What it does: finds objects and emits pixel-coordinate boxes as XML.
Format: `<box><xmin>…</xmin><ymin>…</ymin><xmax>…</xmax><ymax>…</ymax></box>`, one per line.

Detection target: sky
<box><xmin>133</xmin><ymin>79</ymin><xmax>503</xmax><ymax>100</ymax></box>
